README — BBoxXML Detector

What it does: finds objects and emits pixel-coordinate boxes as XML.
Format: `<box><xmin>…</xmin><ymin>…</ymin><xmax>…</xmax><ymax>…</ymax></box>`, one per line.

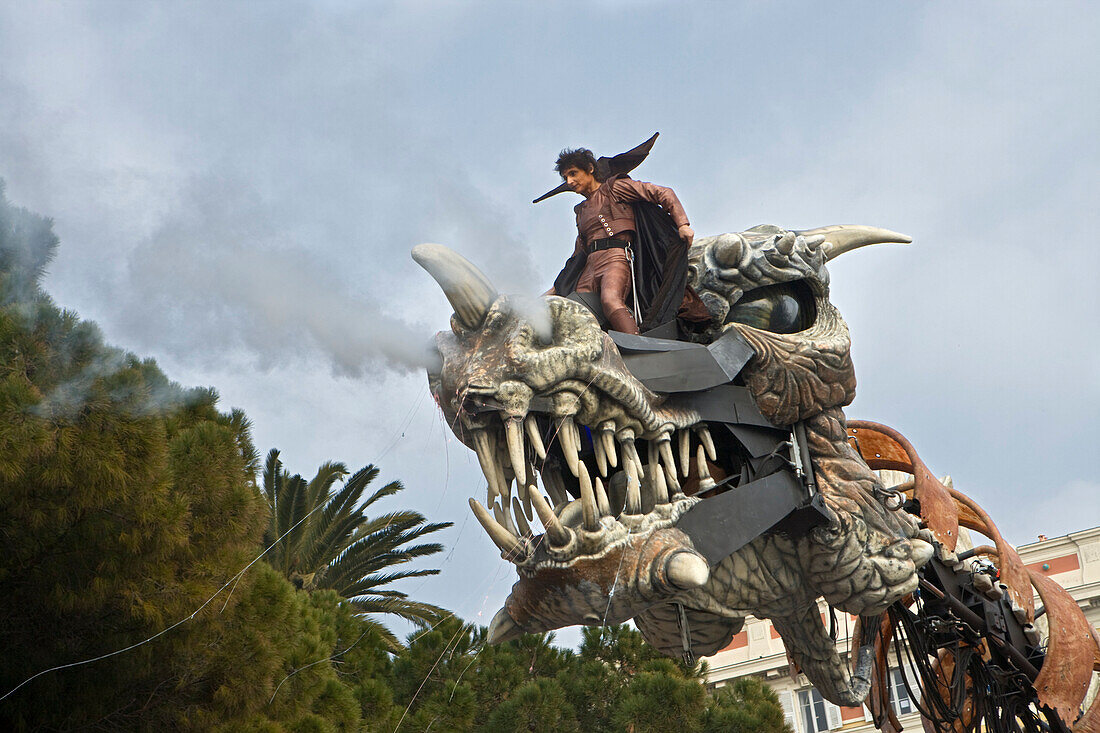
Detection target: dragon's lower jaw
<box><xmin>454</xmin><ymin>392</ymin><xmax>745</xmax><ymax>636</ymax></box>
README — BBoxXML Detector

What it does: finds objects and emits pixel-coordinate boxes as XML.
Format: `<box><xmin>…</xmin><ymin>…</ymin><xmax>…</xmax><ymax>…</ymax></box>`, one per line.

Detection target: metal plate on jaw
<box><xmin>726</xmin><ymin>423</ymin><xmax>790</xmax><ymax>457</ymax></box>
<box><xmin>666</xmin><ymin>385</ymin><xmax>776</xmax><ymax>428</ymax></box>
<box><xmin>675</xmin><ymin>470</ymin><xmax>814</xmax><ymax>565</ymax></box>
<box><xmin>609</xmin><ymin>328</ymin><xmax>755</xmax><ymax>393</ymax></box>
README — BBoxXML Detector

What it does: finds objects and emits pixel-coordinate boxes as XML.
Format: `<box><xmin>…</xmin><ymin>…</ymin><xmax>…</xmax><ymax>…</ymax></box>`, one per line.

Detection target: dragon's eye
<box><xmin>725</xmin><ymin>281</ymin><xmax>815</xmax><ymax>333</ymax></box>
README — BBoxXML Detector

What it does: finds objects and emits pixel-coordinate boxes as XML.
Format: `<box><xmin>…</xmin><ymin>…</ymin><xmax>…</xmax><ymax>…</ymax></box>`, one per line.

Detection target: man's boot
<box><xmin>606</xmin><ymin>306</ymin><xmax>640</xmax><ymax>335</ymax></box>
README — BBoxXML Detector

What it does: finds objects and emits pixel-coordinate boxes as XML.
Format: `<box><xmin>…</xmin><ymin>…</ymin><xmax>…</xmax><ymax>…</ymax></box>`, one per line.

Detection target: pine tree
<box><xmin>700</xmin><ymin>677</ymin><xmax>794</xmax><ymax>733</ymax></box>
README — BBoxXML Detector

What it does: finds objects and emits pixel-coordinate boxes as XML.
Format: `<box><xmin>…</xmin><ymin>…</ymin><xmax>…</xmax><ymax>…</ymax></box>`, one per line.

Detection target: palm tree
<box><xmin>262</xmin><ymin>448</ymin><xmax>453</xmax><ymax>649</ymax></box>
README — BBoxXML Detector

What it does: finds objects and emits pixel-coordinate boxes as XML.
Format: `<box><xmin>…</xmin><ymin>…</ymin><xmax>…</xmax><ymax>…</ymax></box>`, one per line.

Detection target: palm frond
<box><xmin>262</xmin><ymin>448</ymin><xmax>281</xmax><ymax>507</ymax></box>
<box><xmin>345</xmin><ymin>595</ymin><xmax>449</xmax><ymax>626</ymax></box>
<box><xmin>258</xmin><ymin>450</ymin><xmax>453</xmax><ymax>642</ymax></box>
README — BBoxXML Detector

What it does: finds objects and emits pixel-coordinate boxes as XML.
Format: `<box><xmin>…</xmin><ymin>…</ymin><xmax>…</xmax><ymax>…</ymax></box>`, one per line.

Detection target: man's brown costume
<box><xmin>556</xmin><ymin>174</ymin><xmax>691</xmax><ymax>334</ymax></box>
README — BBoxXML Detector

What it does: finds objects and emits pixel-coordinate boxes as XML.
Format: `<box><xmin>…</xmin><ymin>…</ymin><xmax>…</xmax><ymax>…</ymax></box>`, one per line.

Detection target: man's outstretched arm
<box><xmin>611</xmin><ymin>178</ymin><xmax>694</xmax><ymax>245</ymax></box>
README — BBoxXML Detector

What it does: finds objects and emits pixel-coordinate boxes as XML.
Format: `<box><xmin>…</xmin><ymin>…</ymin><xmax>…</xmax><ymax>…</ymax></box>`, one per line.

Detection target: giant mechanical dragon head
<box><xmin>414</xmin><ymin>224</ymin><xmax>936</xmax><ymax>705</ymax></box>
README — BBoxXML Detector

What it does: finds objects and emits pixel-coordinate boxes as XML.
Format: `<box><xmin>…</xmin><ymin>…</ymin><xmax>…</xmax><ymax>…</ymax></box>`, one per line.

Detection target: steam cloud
<box><xmin>113</xmin><ymin>177</ymin><xmax>443</xmax><ymax>377</ymax></box>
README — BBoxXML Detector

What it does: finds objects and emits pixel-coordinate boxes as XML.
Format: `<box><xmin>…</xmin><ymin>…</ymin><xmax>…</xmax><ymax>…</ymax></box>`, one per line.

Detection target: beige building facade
<box><xmin>703</xmin><ymin>525</ymin><xmax>1100</xmax><ymax>732</ymax></box>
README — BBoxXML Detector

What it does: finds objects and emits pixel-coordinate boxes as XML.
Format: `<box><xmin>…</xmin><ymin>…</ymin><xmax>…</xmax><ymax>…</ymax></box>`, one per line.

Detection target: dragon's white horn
<box><xmin>797</xmin><ymin>225</ymin><xmax>912</xmax><ymax>261</ymax></box>
<box><xmin>412</xmin><ymin>243</ymin><xmax>499</xmax><ymax>330</ymax></box>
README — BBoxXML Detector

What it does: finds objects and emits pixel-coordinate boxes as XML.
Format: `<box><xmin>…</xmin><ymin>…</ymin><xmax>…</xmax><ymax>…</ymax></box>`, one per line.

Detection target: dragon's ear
<box><xmin>795</xmin><ymin>225</ymin><xmax>912</xmax><ymax>261</ymax></box>
<box><xmin>411</xmin><ymin>244</ymin><xmax>498</xmax><ymax>330</ymax></box>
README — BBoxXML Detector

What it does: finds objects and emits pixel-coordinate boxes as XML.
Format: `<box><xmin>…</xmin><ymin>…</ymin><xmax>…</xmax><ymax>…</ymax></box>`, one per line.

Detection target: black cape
<box><xmin>552</xmin><ymin>199</ymin><xmax>688</xmax><ymax>332</ymax></box>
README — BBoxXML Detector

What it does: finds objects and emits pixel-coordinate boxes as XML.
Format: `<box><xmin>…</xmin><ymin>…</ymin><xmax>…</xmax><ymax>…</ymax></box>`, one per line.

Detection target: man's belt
<box><xmin>589</xmin><ymin>238</ymin><xmax>629</xmax><ymax>252</ymax></box>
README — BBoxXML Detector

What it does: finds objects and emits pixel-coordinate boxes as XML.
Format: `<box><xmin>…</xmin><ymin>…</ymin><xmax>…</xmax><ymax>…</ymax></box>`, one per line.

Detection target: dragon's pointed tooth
<box><xmin>524</xmin><ymin>415</ymin><xmax>547</xmax><ymax>460</ymax></box>
<box><xmin>666</xmin><ymin>551</ymin><xmax>710</xmax><ymax>590</ymax></box>
<box><xmin>519</xmin><ymin>475</ymin><xmax>535</xmax><ymax>522</ymax></box>
<box><xmin>651</xmin><ymin>440</ymin><xmax>677</xmax><ymax>484</ymax></box>
<box><xmin>618</xmin><ymin>432</ymin><xmax>644</xmax><ymax>480</ymax></box>
<box><xmin>530</xmin><ymin>489</ymin><xmax>571</xmax><ymax>546</ymax></box>
<box><xmin>469</xmin><ymin>498</ymin><xmax>526</xmax><ymax>561</ymax></box>
<box><xmin>515</xmin><ymin>473</ymin><xmax>534</xmax><ymax>520</ymax></box>
<box><xmin>472</xmin><ymin>429</ymin><xmax>507</xmax><ymax>503</ymax></box>
<box><xmin>696</xmin><ymin>425</ymin><xmax>717</xmax><ymax>462</ymax></box>
<box><xmin>658</xmin><ymin>438</ymin><xmax>678</xmax><ymax>481</ymax></box>
<box><xmin>558</xmin><ymin>417</ymin><xmax>580</xmax><ymax>477</ymax></box>
<box><xmin>623</xmin><ymin>453</ymin><xmax>638</xmax><ymax>484</ymax></box>
<box><xmin>511</xmin><ymin>497</ymin><xmax>532</xmax><ymax>537</ymax></box>
<box><xmin>604</xmin><ymin>431</ymin><xmax>619</xmax><ymax>468</ymax></box>
<box><xmin>541</xmin><ymin>466</ymin><xmax>568</xmax><ymax>507</ymax></box>
<box><xmin>593</xmin><ymin>434</ymin><xmax>609</xmax><ymax>477</ymax></box>
<box><xmin>645</xmin><ymin>464</ymin><xmax>660</xmax><ymax>506</ymax></box>
<box><xmin>568</xmin><ymin>418</ymin><xmax>581</xmax><ymax>450</ymax></box>
<box><xmin>599</xmin><ymin>422</ymin><xmax>619</xmax><ymax>469</ymax></box>
<box><xmin>624</xmin><ymin>474</ymin><xmax>642</xmax><ymax>515</ymax></box>
<box><xmin>664</xmin><ymin>466</ymin><xmax>682</xmax><ymax>497</ymax></box>
<box><xmin>577</xmin><ymin>462</ymin><xmax>599</xmax><ymax>531</ymax></box>
<box><xmin>678</xmin><ymin>429</ymin><xmax>691</xmax><ymax>476</ymax></box>
<box><xmin>504</xmin><ymin>416</ymin><xmax>527</xmax><ymax>485</ymax></box>
<box><xmin>696</xmin><ymin>445</ymin><xmax>715</xmax><ymax>491</ymax></box>
<box><xmin>487</xmin><ymin>607</ymin><xmax>524</xmax><ymax>644</ymax></box>
<box><xmin>653</xmin><ymin>463</ymin><xmax>670</xmax><ymax>505</ymax></box>
<box><xmin>594</xmin><ymin>476</ymin><xmax>611</xmax><ymax>516</ymax></box>
<box><xmin>493</xmin><ymin>501</ymin><xmax>520</xmax><ymax>538</ymax></box>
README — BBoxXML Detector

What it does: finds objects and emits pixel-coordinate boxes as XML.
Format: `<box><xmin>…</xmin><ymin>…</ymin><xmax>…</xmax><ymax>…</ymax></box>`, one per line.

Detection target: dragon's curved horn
<box><xmin>796</xmin><ymin>225</ymin><xmax>912</xmax><ymax>261</ymax></box>
<box><xmin>411</xmin><ymin>244</ymin><xmax>499</xmax><ymax>330</ymax></box>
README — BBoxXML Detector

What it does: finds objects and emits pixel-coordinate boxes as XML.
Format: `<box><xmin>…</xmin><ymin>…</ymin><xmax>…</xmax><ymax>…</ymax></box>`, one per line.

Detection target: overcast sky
<box><xmin>2</xmin><ymin>1</ymin><xmax>1097</xmax><ymax>646</ymax></box>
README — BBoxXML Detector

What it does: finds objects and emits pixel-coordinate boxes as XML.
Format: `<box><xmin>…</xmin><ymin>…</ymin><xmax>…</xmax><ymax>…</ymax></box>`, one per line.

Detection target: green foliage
<box><xmin>700</xmin><ymin>677</ymin><xmax>794</xmax><ymax>733</ymax></box>
<box><xmin>613</xmin><ymin>658</ymin><xmax>707</xmax><ymax>733</ymax></box>
<box><xmin>262</xmin><ymin>449</ymin><xmax>453</xmax><ymax>648</ymax></box>
<box><xmin>176</xmin><ymin>565</ymin><xmax>367</xmax><ymax>731</ymax></box>
<box><xmin>383</xmin><ymin>620</ymin><xmax>788</xmax><ymax>733</ymax></box>
<box><xmin>485</xmin><ymin>678</ymin><xmax>579</xmax><ymax>733</ymax></box>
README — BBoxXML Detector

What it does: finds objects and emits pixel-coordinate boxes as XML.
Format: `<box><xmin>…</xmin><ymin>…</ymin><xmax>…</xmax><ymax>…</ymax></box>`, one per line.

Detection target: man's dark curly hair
<box><xmin>555</xmin><ymin>148</ymin><xmax>601</xmax><ymax>180</ymax></box>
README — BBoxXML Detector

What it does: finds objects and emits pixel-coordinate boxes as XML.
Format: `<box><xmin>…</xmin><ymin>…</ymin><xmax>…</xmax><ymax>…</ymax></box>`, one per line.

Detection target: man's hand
<box><xmin>678</xmin><ymin>224</ymin><xmax>695</xmax><ymax>246</ymax></box>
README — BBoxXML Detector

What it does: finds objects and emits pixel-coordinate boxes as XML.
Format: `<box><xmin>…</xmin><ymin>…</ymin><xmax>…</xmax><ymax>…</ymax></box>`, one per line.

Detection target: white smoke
<box><xmin>113</xmin><ymin>176</ymin><xmax>441</xmax><ymax>377</ymax></box>
<box><xmin>505</xmin><ymin>293</ymin><xmax>554</xmax><ymax>343</ymax></box>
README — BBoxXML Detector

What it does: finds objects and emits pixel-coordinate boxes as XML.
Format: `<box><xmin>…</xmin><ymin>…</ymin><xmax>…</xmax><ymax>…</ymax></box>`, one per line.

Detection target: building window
<box><xmin>889</xmin><ymin>667</ymin><xmax>915</xmax><ymax>715</ymax></box>
<box><xmin>798</xmin><ymin>688</ymin><xmax>830</xmax><ymax>732</ymax></box>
